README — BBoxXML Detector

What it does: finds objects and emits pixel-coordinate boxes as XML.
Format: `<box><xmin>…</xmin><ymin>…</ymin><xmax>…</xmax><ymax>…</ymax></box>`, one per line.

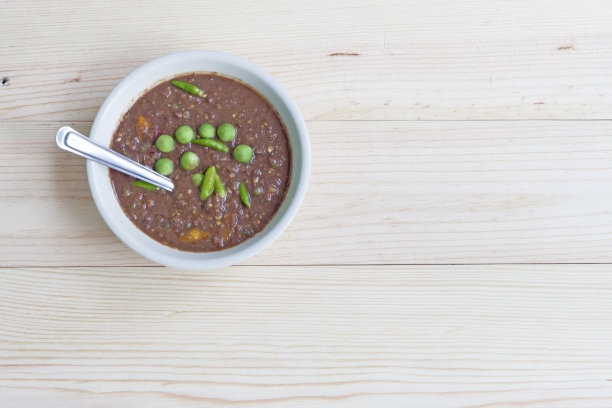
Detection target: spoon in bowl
<box><xmin>56</xmin><ymin>126</ymin><xmax>174</xmax><ymax>191</ymax></box>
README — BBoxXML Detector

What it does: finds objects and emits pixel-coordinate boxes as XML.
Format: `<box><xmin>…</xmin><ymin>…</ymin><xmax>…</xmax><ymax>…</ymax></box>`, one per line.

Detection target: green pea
<box><xmin>155</xmin><ymin>134</ymin><xmax>174</xmax><ymax>152</ymax></box>
<box><xmin>132</xmin><ymin>180</ymin><xmax>159</xmax><ymax>191</ymax></box>
<box><xmin>233</xmin><ymin>144</ymin><xmax>253</xmax><ymax>163</ymax></box>
<box><xmin>239</xmin><ymin>182</ymin><xmax>251</xmax><ymax>208</ymax></box>
<box><xmin>180</xmin><ymin>151</ymin><xmax>199</xmax><ymax>170</ymax></box>
<box><xmin>191</xmin><ymin>173</ymin><xmax>203</xmax><ymax>187</ymax></box>
<box><xmin>217</xmin><ymin>123</ymin><xmax>236</xmax><ymax>142</ymax></box>
<box><xmin>199</xmin><ymin>166</ymin><xmax>216</xmax><ymax>200</ymax></box>
<box><xmin>175</xmin><ymin>125</ymin><xmax>194</xmax><ymax>144</ymax></box>
<box><xmin>193</xmin><ymin>138</ymin><xmax>229</xmax><ymax>153</ymax></box>
<box><xmin>154</xmin><ymin>158</ymin><xmax>173</xmax><ymax>175</ymax></box>
<box><xmin>214</xmin><ymin>173</ymin><xmax>227</xmax><ymax>199</ymax></box>
<box><xmin>198</xmin><ymin>123</ymin><xmax>215</xmax><ymax>139</ymax></box>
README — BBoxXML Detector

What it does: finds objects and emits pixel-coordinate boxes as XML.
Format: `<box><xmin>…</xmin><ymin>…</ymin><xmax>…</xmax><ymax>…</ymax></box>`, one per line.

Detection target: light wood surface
<box><xmin>2</xmin><ymin>265</ymin><xmax>612</xmax><ymax>408</ymax></box>
<box><xmin>3</xmin><ymin>1</ymin><xmax>612</xmax><ymax>121</ymax></box>
<box><xmin>2</xmin><ymin>1</ymin><xmax>612</xmax><ymax>406</ymax></box>
<box><xmin>2</xmin><ymin>120</ymin><xmax>612</xmax><ymax>266</ymax></box>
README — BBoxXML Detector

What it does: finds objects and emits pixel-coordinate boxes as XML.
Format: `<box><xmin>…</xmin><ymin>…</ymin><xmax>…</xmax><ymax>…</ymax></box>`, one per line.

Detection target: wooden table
<box><xmin>2</xmin><ymin>1</ymin><xmax>612</xmax><ymax>406</ymax></box>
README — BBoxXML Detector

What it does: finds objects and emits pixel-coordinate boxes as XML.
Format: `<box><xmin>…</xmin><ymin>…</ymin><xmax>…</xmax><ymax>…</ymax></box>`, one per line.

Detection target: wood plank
<box><xmin>1</xmin><ymin>265</ymin><xmax>612</xmax><ymax>407</ymax></box>
<box><xmin>2</xmin><ymin>121</ymin><xmax>612</xmax><ymax>267</ymax></box>
<box><xmin>2</xmin><ymin>1</ymin><xmax>612</xmax><ymax>121</ymax></box>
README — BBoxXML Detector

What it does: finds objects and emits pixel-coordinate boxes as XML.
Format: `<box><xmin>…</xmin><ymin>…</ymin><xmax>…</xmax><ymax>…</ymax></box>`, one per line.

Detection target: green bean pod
<box><xmin>239</xmin><ymin>182</ymin><xmax>251</xmax><ymax>208</ymax></box>
<box><xmin>199</xmin><ymin>166</ymin><xmax>216</xmax><ymax>200</ymax></box>
<box><xmin>214</xmin><ymin>173</ymin><xmax>227</xmax><ymax>199</ymax></box>
<box><xmin>171</xmin><ymin>80</ymin><xmax>205</xmax><ymax>97</ymax></box>
<box><xmin>132</xmin><ymin>180</ymin><xmax>159</xmax><ymax>191</ymax></box>
<box><xmin>193</xmin><ymin>138</ymin><xmax>229</xmax><ymax>153</ymax></box>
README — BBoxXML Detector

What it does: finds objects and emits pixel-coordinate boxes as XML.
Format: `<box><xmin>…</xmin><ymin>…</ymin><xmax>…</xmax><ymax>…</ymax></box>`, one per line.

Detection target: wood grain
<box><xmin>1</xmin><ymin>265</ymin><xmax>612</xmax><ymax>407</ymax></box>
<box><xmin>3</xmin><ymin>1</ymin><xmax>612</xmax><ymax>406</ymax></box>
<box><xmin>2</xmin><ymin>1</ymin><xmax>612</xmax><ymax>121</ymax></box>
<box><xmin>2</xmin><ymin>120</ymin><xmax>612</xmax><ymax>267</ymax></box>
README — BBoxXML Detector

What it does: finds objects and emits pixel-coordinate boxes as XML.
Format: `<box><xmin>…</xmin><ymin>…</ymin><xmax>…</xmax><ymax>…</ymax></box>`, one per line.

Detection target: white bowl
<box><xmin>87</xmin><ymin>51</ymin><xmax>310</xmax><ymax>270</ymax></box>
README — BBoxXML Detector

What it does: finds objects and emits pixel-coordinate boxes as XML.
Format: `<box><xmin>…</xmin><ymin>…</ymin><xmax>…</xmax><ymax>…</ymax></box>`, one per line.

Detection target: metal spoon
<box><xmin>56</xmin><ymin>126</ymin><xmax>174</xmax><ymax>191</ymax></box>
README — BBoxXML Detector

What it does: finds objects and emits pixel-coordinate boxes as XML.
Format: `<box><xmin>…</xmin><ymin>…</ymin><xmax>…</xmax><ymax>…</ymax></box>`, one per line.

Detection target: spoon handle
<box><xmin>56</xmin><ymin>126</ymin><xmax>174</xmax><ymax>192</ymax></box>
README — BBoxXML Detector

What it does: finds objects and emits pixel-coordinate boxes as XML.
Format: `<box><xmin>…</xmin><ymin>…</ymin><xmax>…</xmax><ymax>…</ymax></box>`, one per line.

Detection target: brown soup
<box><xmin>109</xmin><ymin>73</ymin><xmax>291</xmax><ymax>251</ymax></box>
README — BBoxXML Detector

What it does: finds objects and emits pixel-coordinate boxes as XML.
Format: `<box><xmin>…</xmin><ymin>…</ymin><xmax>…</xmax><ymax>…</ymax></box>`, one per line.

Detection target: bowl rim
<box><xmin>87</xmin><ymin>50</ymin><xmax>310</xmax><ymax>270</ymax></box>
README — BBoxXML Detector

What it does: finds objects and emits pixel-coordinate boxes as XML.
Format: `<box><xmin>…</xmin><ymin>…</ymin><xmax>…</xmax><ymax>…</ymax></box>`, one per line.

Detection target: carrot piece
<box><xmin>178</xmin><ymin>228</ymin><xmax>210</xmax><ymax>243</ymax></box>
<box><xmin>137</xmin><ymin>115</ymin><xmax>150</xmax><ymax>139</ymax></box>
